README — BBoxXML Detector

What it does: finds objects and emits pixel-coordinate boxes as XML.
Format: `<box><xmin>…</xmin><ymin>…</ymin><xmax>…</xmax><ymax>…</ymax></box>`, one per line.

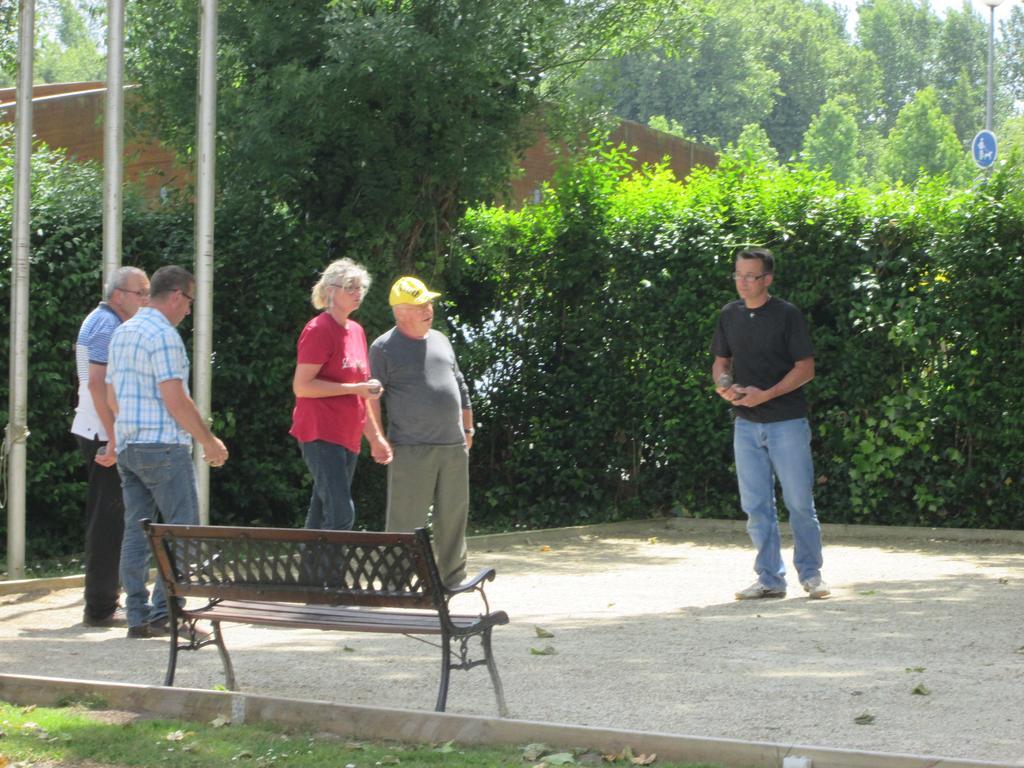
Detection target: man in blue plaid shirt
<box><xmin>106</xmin><ymin>265</ymin><xmax>229</xmax><ymax>638</ymax></box>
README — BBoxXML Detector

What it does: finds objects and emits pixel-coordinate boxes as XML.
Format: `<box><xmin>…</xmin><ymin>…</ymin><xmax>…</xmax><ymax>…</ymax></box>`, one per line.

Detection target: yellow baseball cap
<box><xmin>389</xmin><ymin>276</ymin><xmax>441</xmax><ymax>306</ymax></box>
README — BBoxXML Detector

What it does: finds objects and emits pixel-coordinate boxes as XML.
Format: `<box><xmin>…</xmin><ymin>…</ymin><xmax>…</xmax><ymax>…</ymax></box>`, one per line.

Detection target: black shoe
<box><xmin>126</xmin><ymin>618</ymin><xmax>171</xmax><ymax>639</ymax></box>
<box><xmin>83</xmin><ymin>607</ymin><xmax>127</xmax><ymax>628</ymax></box>
<box><xmin>147</xmin><ymin>617</ymin><xmax>172</xmax><ymax>636</ymax></box>
<box><xmin>126</xmin><ymin>624</ymin><xmax>153</xmax><ymax>639</ymax></box>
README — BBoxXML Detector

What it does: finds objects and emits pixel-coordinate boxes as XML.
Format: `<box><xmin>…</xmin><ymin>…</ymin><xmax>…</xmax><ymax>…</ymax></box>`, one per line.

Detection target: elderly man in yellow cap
<box><xmin>367</xmin><ymin>277</ymin><xmax>474</xmax><ymax>586</ymax></box>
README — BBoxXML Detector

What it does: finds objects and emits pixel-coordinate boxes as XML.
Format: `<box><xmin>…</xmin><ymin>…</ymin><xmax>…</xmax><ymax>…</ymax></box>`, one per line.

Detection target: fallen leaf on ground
<box><xmin>854</xmin><ymin>713</ymin><xmax>875</xmax><ymax>725</ymax></box>
<box><xmin>378</xmin><ymin>756</ymin><xmax>401</xmax><ymax>765</ymax></box>
<box><xmin>609</xmin><ymin>746</ymin><xmax>635</xmax><ymax>762</ymax></box>
<box><xmin>232</xmin><ymin>750</ymin><xmax>253</xmax><ymax>759</ymax></box>
<box><xmin>539</xmin><ymin>545</ymin><xmax>552</xmax><ymax>552</ymax></box>
<box><xmin>631</xmin><ymin>753</ymin><xmax>657</xmax><ymax>765</ymax></box>
<box><xmin>912</xmin><ymin>684</ymin><xmax>930</xmax><ymax>695</ymax></box>
<box><xmin>530</xmin><ymin>645</ymin><xmax>557</xmax><ymax>656</ymax></box>
<box><xmin>434</xmin><ymin>740</ymin><xmax>455</xmax><ymax>753</ymax></box>
<box><xmin>534</xmin><ymin>625</ymin><xmax>555</xmax><ymax>638</ymax></box>
<box><xmin>647</xmin><ymin>537</ymin><xmax>659</xmax><ymax>544</ymax></box>
<box><xmin>343</xmin><ymin>646</ymin><xmax>355</xmax><ymax>652</ymax></box>
<box><xmin>166</xmin><ymin>730</ymin><xmax>187</xmax><ymax>741</ymax></box>
<box><xmin>905</xmin><ymin>666</ymin><xmax>925</xmax><ymax>673</ymax></box>
<box><xmin>210</xmin><ymin>715</ymin><xmax>230</xmax><ymax>728</ymax></box>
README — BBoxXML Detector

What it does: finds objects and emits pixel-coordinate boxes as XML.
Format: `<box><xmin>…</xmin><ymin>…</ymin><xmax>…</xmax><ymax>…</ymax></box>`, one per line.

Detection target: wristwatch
<box><xmin>464</xmin><ymin>427</ymin><xmax>475</xmax><ymax>436</ymax></box>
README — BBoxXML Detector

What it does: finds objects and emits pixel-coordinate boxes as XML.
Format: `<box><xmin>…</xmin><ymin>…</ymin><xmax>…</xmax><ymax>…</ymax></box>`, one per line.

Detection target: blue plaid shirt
<box><xmin>106</xmin><ymin>307</ymin><xmax>192</xmax><ymax>449</ymax></box>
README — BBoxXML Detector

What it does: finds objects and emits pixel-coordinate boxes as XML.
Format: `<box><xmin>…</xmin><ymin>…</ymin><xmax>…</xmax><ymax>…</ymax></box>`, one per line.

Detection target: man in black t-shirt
<box><xmin>710</xmin><ymin>248</ymin><xmax>829</xmax><ymax>600</ymax></box>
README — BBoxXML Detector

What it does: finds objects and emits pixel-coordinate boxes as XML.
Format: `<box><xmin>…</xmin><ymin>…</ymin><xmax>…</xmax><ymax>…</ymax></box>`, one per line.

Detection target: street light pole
<box><xmin>982</xmin><ymin>0</ymin><xmax>1005</xmax><ymax>132</ymax></box>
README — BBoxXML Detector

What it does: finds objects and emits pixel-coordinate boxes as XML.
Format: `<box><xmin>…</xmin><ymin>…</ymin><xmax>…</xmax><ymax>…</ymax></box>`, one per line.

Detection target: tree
<box><xmin>0</xmin><ymin>2</ymin><xmax>19</xmax><ymax>86</ymax></box>
<box><xmin>647</xmin><ymin>114</ymin><xmax>694</xmax><ymax>143</ymax></box>
<box><xmin>996</xmin><ymin>114</ymin><xmax>1024</xmax><ymax>161</ymax></box>
<box><xmin>801</xmin><ymin>96</ymin><xmax>864</xmax><ymax>184</ymax></box>
<box><xmin>879</xmin><ymin>87</ymin><xmax>965</xmax><ymax>184</ymax></box>
<box><xmin>999</xmin><ymin>5</ymin><xmax>1024</xmax><ymax>120</ymax></box>
<box><xmin>127</xmin><ymin>0</ymin><xmax>670</xmax><ymax>280</ymax></box>
<box><xmin>35</xmin><ymin>0</ymin><xmax>105</xmax><ymax>84</ymax></box>
<box><xmin>856</xmin><ymin>0</ymin><xmax>940</xmax><ymax>132</ymax></box>
<box><xmin>754</xmin><ymin>0</ymin><xmax>866</xmax><ymax>160</ymax></box>
<box><xmin>726</xmin><ymin>123</ymin><xmax>779</xmax><ymax>166</ymax></box>
<box><xmin>589</xmin><ymin>0</ymin><xmax>877</xmax><ymax>160</ymax></box>
<box><xmin>597</xmin><ymin>5</ymin><xmax>779</xmax><ymax>148</ymax></box>
<box><xmin>0</xmin><ymin>0</ymin><xmax>105</xmax><ymax>87</ymax></box>
<box><xmin>931</xmin><ymin>4</ymin><xmax>986</xmax><ymax>143</ymax></box>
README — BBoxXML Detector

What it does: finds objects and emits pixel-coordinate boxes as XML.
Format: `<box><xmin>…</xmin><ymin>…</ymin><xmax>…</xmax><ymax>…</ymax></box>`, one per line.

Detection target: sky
<box><xmin>834</xmin><ymin>0</ymin><xmax>1018</xmax><ymax>35</ymax></box>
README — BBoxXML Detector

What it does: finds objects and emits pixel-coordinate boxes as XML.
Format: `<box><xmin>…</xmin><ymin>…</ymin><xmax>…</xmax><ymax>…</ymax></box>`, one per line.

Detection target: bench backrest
<box><xmin>144</xmin><ymin>522</ymin><xmax>446</xmax><ymax>611</ymax></box>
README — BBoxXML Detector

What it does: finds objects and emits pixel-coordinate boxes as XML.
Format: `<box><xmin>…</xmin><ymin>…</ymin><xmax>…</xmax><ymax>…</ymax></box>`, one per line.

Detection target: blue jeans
<box><xmin>733</xmin><ymin>416</ymin><xmax>823</xmax><ymax>589</ymax></box>
<box><xmin>301</xmin><ymin>440</ymin><xmax>358</xmax><ymax>530</ymax></box>
<box><xmin>117</xmin><ymin>443</ymin><xmax>199</xmax><ymax>628</ymax></box>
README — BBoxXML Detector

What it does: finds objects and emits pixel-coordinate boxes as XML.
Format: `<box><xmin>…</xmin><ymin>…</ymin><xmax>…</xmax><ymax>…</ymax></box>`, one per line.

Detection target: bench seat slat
<box><xmin>183</xmin><ymin>600</ymin><xmax>509</xmax><ymax>636</ymax></box>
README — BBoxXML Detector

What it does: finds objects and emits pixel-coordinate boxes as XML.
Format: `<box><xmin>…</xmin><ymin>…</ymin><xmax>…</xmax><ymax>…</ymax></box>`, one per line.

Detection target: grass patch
<box><xmin>0</xmin><ymin>700</ymin><xmax>724</xmax><ymax>768</ymax></box>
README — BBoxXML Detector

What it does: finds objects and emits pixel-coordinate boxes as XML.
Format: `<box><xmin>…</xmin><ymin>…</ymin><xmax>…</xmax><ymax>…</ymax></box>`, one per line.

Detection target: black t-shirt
<box><xmin>710</xmin><ymin>296</ymin><xmax>814</xmax><ymax>423</ymax></box>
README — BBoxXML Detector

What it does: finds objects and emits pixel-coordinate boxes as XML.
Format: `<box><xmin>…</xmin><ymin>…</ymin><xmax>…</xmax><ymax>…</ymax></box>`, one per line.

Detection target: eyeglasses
<box><xmin>119</xmin><ymin>288</ymin><xmax>149</xmax><ymax>298</ymax></box>
<box><xmin>732</xmin><ymin>273</ymin><xmax>768</xmax><ymax>283</ymax></box>
<box><xmin>331</xmin><ymin>283</ymin><xmax>364</xmax><ymax>294</ymax></box>
<box><xmin>180</xmin><ymin>289</ymin><xmax>194</xmax><ymax>304</ymax></box>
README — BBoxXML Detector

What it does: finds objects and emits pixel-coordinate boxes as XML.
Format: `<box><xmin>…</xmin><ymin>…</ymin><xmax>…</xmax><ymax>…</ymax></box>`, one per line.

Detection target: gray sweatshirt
<box><xmin>369</xmin><ymin>328</ymin><xmax>471</xmax><ymax>446</ymax></box>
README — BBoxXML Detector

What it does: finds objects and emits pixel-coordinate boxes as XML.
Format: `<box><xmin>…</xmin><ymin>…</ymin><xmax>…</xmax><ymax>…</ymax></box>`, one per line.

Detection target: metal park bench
<box><xmin>144</xmin><ymin>521</ymin><xmax>509</xmax><ymax>716</ymax></box>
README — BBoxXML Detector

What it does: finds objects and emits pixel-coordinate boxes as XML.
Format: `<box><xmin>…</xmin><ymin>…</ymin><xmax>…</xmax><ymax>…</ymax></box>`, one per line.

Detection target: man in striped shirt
<box><xmin>72</xmin><ymin>266</ymin><xmax>150</xmax><ymax>627</ymax></box>
<box><xmin>106</xmin><ymin>265</ymin><xmax>229</xmax><ymax>638</ymax></box>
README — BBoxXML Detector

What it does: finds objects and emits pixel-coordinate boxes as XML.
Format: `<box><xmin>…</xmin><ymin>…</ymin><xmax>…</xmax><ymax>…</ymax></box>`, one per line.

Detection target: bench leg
<box><xmin>212</xmin><ymin>621</ymin><xmax>237</xmax><ymax>691</ymax></box>
<box><xmin>163</xmin><ymin>620</ymin><xmax>180</xmax><ymax>687</ymax></box>
<box><xmin>482</xmin><ymin>628</ymin><xmax>508</xmax><ymax>718</ymax></box>
<box><xmin>435</xmin><ymin>634</ymin><xmax>452</xmax><ymax>712</ymax></box>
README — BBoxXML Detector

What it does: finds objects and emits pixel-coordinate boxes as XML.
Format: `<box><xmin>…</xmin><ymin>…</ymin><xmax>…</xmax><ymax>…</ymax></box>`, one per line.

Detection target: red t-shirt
<box><xmin>289</xmin><ymin>313</ymin><xmax>369</xmax><ymax>453</ymax></box>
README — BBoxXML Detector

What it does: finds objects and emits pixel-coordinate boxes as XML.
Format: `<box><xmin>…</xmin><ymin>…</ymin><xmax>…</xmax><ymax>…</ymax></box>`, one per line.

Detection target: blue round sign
<box><xmin>972</xmin><ymin>130</ymin><xmax>998</xmax><ymax>169</ymax></box>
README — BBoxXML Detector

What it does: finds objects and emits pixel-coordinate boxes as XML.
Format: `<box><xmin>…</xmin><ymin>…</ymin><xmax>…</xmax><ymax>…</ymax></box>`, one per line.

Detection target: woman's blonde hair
<box><xmin>310</xmin><ymin>258</ymin><xmax>372</xmax><ymax>310</ymax></box>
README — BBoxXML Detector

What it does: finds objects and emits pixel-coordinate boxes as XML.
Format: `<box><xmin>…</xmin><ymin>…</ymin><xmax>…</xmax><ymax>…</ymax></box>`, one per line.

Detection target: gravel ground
<box><xmin>2</xmin><ymin>520</ymin><xmax>1023</xmax><ymax>764</ymax></box>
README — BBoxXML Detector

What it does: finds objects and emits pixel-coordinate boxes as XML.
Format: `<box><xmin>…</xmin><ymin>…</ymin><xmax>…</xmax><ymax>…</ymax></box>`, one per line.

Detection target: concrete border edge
<box><xmin>0</xmin><ymin>674</ymin><xmax>1013</xmax><ymax>768</ymax></box>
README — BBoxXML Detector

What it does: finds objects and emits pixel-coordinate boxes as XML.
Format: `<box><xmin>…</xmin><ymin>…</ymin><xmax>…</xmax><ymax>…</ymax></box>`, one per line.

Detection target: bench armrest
<box><xmin>446</xmin><ymin>567</ymin><xmax>496</xmax><ymax>596</ymax></box>
<box><xmin>445</xmin><ymin>568</ymin><xmax>498</xmax><ymax>613</ymax></box>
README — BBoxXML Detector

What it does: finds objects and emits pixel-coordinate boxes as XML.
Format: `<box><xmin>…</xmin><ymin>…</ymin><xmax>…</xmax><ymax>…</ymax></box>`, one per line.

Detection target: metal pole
<box><xmin>193</xmin><ymin>0</ymin><xmax>218</xmax><ymax>524</ymax></box>
<box><xmin>102</xmin><ymin>0</ymin><xmax>126</xmax><ymax>285</ymax></box>
<box><xmin>986</xmin><ymin>3</ymin><xmax>995</xmax><ymax>131</ymax></box>
<box><xmin>6</xmin><ymin>0</ymin><xmax>35</xmax><ymax>580</ymax></box>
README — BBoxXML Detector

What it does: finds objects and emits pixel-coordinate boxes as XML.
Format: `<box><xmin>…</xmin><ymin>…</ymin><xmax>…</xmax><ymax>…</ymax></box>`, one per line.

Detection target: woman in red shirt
<box><xmin>290</xmin><ymin>259</ymin><xmax>390</xmax><ymax>529</ymax></box>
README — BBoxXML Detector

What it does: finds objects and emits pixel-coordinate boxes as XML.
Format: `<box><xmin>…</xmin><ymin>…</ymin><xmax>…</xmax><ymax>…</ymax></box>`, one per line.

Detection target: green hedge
<box><xmin>3</xmin><ymin>133</ymin><xmax>1023</xmax><ymax>563</ymax></box>
<box><xmin>452</xmin><ymin>145</ymin><xmax>1024</xmax><ymax>530</ymax></box>
<box><xmin>0</xmin><ymin>134</ymin><xmax>394</xmax><ymax>559</ymax></box>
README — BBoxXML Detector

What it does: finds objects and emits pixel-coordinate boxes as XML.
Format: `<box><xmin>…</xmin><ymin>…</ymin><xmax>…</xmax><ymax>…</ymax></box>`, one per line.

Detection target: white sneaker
<box><xmin>734</xmin><ymin>580</ymin><xmax>786</xmax><ymax>600</ymax></box>
<box><xmin>802</xmin><ymin>576</ymin><xmax>830</xmax><ymax>599</ymax></box>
